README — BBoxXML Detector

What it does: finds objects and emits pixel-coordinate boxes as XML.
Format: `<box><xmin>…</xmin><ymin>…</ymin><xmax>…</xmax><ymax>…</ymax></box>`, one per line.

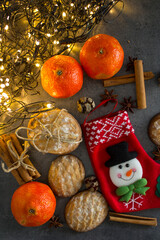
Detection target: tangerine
<box><xmin>80</xmin><ymin>34</ymin><xmax>124</xmax><ymax>79</ymax></box>
<box><xmin>41</xmin><ymin>55</ymin><xmax>83</xmax><ymax>98</ymax></box>
<box><xmin>11</xmin><ymin>182</ymin><xmax>56</xmax><ymax>227</ymax></box>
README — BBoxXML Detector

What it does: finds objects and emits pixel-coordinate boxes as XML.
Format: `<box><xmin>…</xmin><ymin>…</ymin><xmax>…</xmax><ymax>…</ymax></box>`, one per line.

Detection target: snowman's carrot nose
<box><xmin>126</xmin><ymin>169</ymin><xmax>132</xmax><ymax>177</ymax></box>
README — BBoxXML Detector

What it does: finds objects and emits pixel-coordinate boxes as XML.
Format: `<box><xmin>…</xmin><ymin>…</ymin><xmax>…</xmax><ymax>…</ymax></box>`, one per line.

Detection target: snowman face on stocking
<box><xmin>110</xmin><ymin>158</ymin><xmax>143</xmax><ymax>187</ymax></box>
<box><xmin>105</xmin><ymin>141</ymin><xmax>150</xmax><ymax>202</ymax></box>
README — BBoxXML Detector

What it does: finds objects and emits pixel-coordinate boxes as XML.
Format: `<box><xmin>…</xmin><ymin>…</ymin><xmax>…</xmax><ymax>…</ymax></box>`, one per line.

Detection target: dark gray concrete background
<box><xmin>1</xmin><ymin>0</ymin><xmax>160</xmax><ymax>239</ymax></box>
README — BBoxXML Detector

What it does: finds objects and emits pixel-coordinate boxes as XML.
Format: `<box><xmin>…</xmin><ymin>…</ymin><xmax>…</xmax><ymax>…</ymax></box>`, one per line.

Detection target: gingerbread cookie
<box><xmin>27</xmin><ymin>108</ymin><xmax>82</xmax><ymax>154</ymax></box>
<box><xmin>48</xmin><ymin>155</ymin><xmax>85</xmax><ymax>197</ymax></box>
<box><xmin>65</xmin><ymin>190</ymin><xmax>108</xmax><ymax>232</ymax></box>
<box><xmin>148</xmin><ymin>113</ymin><xmax>160</xmax><ymax>145</ymax></box>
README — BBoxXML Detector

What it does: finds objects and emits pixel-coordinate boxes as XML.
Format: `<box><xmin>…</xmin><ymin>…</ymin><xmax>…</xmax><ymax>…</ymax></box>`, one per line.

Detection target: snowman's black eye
<box><xmin>125</xmin><ymin>163</ymin><xmax>130</xmax><ymax>168</ymax></box>
<box><xmin>118</xmin><ymin>165</ymin><xmax>123</xmax><ymax>169</ymax></box>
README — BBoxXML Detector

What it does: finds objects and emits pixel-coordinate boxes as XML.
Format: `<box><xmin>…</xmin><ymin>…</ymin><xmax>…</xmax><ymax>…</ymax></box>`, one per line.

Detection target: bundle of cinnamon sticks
<box><xmin>0</xmin><ymin>133</ymin><xmax>40</xmax><ymax>185</ymax></box>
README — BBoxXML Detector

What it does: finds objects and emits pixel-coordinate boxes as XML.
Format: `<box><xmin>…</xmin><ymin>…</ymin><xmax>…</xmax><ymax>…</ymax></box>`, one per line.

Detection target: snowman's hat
<box><xmin>105</xmin><ymin>141</ymin><xmax>137</xmax><ymax>167</ymax></box>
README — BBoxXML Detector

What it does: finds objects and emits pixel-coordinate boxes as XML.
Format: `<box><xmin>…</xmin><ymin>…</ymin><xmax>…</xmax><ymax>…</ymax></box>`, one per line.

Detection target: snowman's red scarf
<box><xmin>116</xmin><ymin>178</ymin><xmax>150</xmax><ymax>202</ymax></box>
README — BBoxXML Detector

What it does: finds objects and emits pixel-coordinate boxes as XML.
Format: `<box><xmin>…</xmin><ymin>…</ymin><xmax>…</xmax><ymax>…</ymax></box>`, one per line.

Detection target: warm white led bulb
<box><xmin>2</xmin><ymin>92</ymin><xmax>8</xmax><ymax>99</ymax></box>
<box><xmin>0</xmin><ymin>65</ymin><xmax>4</xmax><ymax>70</ymax></box>
<box><xmin>62</xmin><ymin>12</ymin><xmax>66</xmax><ymax>17</ymax></box>
<box><xmin>34</xmin><ymin>8</ymin><xmax>38</xmax><ymax>13</ymax></box>
<box><xmin>36</xmin><ymin>40</ymin><xmax>40</xmax><ymax>45</ymax></box>
<box><xmin>35</xmin><ymin>63</ymin><xmax>40</xmax><ymax>67</ymax></box>
<box><xmin>53</xmin><ymin>40</ymin><xmax>59</xmax><ymax>45</ymax></box>
<box><xmin>46</xmin><ymin>103</ymin><xmax>53</xmax><ymax>109</ymax></box>
<box><xmin>4</xmin><ymin>25</ymin><xmax>9</xmax><ymax>31</ymax></box>
<box><xmin>1</xmin><ymin>84</ymin><xmax>5</xmax><ymax>88</ymax></box>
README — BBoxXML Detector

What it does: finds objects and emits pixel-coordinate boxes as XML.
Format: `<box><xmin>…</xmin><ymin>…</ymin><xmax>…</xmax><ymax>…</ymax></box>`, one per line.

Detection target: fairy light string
<box><xmin>0</xmin><ymin>0</ymin><xmax>124</xmax><ymax>133</ymax></box>
<box><xmin>0</xmin><ymin>100</ymin><xmax>55</xmax><ymax>135</ymax></box>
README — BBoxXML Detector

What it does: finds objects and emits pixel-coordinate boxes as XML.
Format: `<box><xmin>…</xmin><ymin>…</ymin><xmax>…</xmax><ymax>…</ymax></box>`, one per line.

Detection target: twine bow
<box><xmin>116</xmin><ymin>178</ymin><xmax>150</xmax><ymax>202</ymax></box>
<box><xmin>15</xmin><ymin>109</ymin><xmax>82</xmax><ymax>153</ymax></box>
<box><xmin>1</xmin><ymin>140</ymin><xmax>36</xmax><ymax>173</ymax></box>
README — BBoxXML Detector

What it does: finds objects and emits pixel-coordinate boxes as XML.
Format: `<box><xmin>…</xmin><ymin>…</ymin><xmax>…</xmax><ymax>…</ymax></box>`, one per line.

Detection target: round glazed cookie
<box><xmin>48</xmin><ymin>155</ymin><xmax>85</xmax><ymax>197</ymax></box>
<box><xmin>65</xmin><ymin>190</ymin><xmax>108</xmax><ymax>232</ymax></box>
<box><xmin>27</xmin><ymin>108</ymin><xmax>82</xmax><ymax>154</ymax></box>
<box><xmin>148</xmin><ymin>113</ymin><xmax>160</xmax><ymax>145</ymax></box>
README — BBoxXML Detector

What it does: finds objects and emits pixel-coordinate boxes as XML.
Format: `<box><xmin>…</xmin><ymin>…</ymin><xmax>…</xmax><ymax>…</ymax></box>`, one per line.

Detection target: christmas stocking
<box><xmin>82</xmin><ymin>99</ymin><xmax>160</xmax><ymax>213</ymax></box>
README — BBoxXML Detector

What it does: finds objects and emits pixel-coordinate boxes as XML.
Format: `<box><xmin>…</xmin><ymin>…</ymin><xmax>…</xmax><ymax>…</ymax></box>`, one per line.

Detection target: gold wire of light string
<box><xmin>0</xmin><ymin>0</ymin><xmax>124</xmax><ymax>133</ymax></box>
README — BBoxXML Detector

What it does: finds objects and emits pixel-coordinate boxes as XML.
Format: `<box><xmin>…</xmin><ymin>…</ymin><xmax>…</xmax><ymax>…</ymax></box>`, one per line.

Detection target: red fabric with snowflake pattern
<box><xmin>82</xmin><ymin>100</ymin><xmax>160</xmax><ymax>213</ymax></box>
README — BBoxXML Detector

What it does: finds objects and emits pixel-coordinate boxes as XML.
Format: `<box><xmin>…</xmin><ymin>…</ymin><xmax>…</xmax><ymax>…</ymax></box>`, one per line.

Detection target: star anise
<box><xmin>153</xmin><ymin>146</ymin><xmax>160</xmax><ymax>161</ymax></box>
<box><xmin>126</xmin><ymin>56</ymin><xmax>137</xmax><ymax>72</ymax></box>
<box><xmin>49</xmin><ymin>215</ymin><xmax>63</xmax><ymax>228</ymax></box>
<box><xmin>100</xmin><ymin>89</ymin><xmax>118</xmax><ymax>106</ymax></box>
<box><xmin>120</xmin><ymin>97</ymin><xmax>137</xmax><ymax>113</ymax></box>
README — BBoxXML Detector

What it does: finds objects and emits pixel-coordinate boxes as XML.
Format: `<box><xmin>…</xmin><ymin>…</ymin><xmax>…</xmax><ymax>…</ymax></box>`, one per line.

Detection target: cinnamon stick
<box><xmin>109</xmin><ymin>212</ymin><xmax>157</xmax><ymax>226</ymax></box>
<box><xmin>10</xmin><ymin>133</ymin><xmax>40</xmax><ymax>179</ymax></box>
<box><xmin>2</xmin><ymin>134</ymin><xmax>33</xmax><ymax>183</ymax></box>
<box><xmin>0</xmin><ymin>137</ymin><xmax>25</xmax><ymax>185</ymax></box>
<box><xmin>103</xmin><ymin>71</ymin><xmax>154</xmax><ymax>87</ymax></box>
<box><xmin>134</xmin><ymin>60</ymin><xmax>147</xmax><ymax>109</ymax></box>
